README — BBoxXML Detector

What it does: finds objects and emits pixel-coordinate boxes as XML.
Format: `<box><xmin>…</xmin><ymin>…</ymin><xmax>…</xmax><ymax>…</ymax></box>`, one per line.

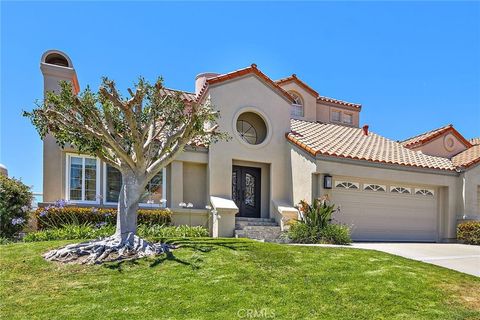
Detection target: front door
<box><xmin>232</xmin><ymin>166</ymin><xmax>261</xmax><ymax>218</ymax></box>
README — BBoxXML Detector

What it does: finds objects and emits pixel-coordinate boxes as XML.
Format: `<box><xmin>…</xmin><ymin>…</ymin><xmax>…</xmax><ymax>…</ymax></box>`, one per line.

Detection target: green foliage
<box><xmin>139</xmin><ymin>224</ymin><xmax>209</xmax><ymax>241</ymax></box>
<box><xmin>288</xmin><ymin>222</ymin><xmax>318</xmax><ymax>243</ymax></box>
<box><xmin>33</xmin><ymin>205</ymin><xmax>171</xmax><ymax>230</ymax></box>
<box><xmin>319</xmin><ymin>224</ymin><xmax>352</xmax><ymax>245</ymax></box>
<box><xmin>298</xmin><ymin>198</ymin><xmax>336</xmax><ymax>230</ymax></box>
<box><xmin>457</xmin><ymin>221</ymin><xmax>480</xmax><ymax>245</ymax></box>
<box><xmin>289</xmin><ymin>198</ymin><xmax>352</xmax><ymax>245</ymax></box>
<box><xmin>23</xmin><ymin>224</ymin><xmax>208</xmax><ymax>242</ymax></box>
<box><xmin>24</xmin><ymin>223</ymin><xmax>114</xmax><ymax>242</ymax></box>
<box><xmin>0</xmin><ymin>176</ymin><xmax>33</xmax><ymax>238</ymax></box>
<box><xmin>23</xmin><ymin>78</ymin><xmax>224</xmax><ymax>167</ymax></box>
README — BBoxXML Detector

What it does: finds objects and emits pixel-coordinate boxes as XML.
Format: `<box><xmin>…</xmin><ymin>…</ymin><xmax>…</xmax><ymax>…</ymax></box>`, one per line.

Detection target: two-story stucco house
<box><xmin>39</xmin><ymin>49</ymin><xmax>480</xmax><ymax>242</ymax></box>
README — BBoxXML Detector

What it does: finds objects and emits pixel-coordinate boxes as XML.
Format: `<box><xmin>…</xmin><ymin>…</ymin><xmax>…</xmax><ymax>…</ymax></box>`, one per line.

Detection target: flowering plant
<box><xmin>0</xmin><ymin>175</ymin><xmax>33</xmax><ymax>238</ymax></box>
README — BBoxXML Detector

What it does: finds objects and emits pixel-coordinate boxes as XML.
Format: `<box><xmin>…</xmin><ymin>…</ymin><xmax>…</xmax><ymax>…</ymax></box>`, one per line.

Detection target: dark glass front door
<box><xmin>232</xmin><ymin>166</ymin><xmax>261</xmax><ymax>218</ymax></box>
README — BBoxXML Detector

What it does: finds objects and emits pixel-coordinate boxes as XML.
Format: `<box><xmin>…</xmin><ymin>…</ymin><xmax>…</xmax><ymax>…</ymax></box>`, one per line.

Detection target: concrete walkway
<box><xmin>295</xmin><ymin>243</ymin><xmax>480</xmax><ymax>277</ymax></box>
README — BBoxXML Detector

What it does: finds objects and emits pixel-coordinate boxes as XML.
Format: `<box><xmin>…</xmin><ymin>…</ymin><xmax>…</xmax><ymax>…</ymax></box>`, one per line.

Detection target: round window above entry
<box><xmin>235</xmin><ymin>112</ymin><xmax>268</xmax><ymax>145</ymax></box>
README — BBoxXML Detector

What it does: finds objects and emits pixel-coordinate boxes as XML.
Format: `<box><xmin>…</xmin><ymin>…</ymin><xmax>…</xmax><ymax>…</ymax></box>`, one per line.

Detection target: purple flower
<box><xmin>91</xmin><ymin>207</ymin><xmax>99</xmax><ymax>214</ymax></box>
<box><xmin>95</xmin><ymin>221</ymin><xmax>107</xmax><ymax>228</ymax></box>
<box><xmin>54</xmin><ymin>199</ymin><xmax>67</xmax><ymax>208</ymax></box>
<box><xmin>39</xmin><ymin>210</ymin><xmax>47</xmax><ymax>217</ymax></box>
<box><xmin>104</xmin><ymin>212</ymin><xmax>111</xmax><ymax>218</ymax></box>
<box><xmin>11</xmin><ymin>217</ymin><xmax>26</xmax><ymax>226</ymax></box>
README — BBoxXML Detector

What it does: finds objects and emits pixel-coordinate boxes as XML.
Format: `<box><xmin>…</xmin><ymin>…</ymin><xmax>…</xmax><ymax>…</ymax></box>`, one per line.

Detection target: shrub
<box><xmin>24</xmin><ymin>223</ymin><xmax>114</xmax><ymax>242</ymax></box>
<box><xmin>138</xmin><ymin>224</ymin><xmax>209</xmax><ymax>241</ymax></box>
<box><xmin>288</xmin><ymin>222</ymin><xmax>318</xmax><ymax>243</ymax></box>
<box><xmin>457</xmin><ymin>221</ymin><xmax>480</xmax><ymax>245</ymax></box>
<box><xmin>288</xmin><ymin>197</ymin><xmax>352</xmax><ymax>245</ymax></box>
<box><xmin>33</xmin><ymin>204</ymin><xmax>171</xmax><ymax>229</ymax></box>
<box><xmin>319</xmin><ymin>224</ymin><xmax>352</xmax><ymax>245</ymax></box>
<box><xmin>0</xmin><ymin>176</ymin><xmax>33</xmax><ymax>238</ymax></box>
<box><xmin>23</xmin><ymin>223</ymin><xmax>209</xmax><ymax>242</ymax></box>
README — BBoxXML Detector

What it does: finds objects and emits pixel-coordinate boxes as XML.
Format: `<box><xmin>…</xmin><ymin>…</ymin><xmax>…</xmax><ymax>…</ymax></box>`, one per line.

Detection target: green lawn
<box><xmin>1</xmin><ymin>239</ymin><xmax>479</xmax><ymax>320</ymax></box>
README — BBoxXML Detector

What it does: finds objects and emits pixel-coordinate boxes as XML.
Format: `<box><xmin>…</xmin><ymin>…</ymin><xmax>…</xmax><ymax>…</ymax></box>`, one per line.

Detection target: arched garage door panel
<box><xmin>332</xmin><ymin>190</ymin><xmax>437</xmax><ymax>242</ymax></box>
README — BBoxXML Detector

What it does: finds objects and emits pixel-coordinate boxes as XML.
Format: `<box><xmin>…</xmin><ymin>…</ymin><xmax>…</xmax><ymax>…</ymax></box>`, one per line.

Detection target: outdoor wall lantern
<box><xmin>324</xmin><ymin>174</ymin><xmax>333</xmax><ymax>189</ymax></box>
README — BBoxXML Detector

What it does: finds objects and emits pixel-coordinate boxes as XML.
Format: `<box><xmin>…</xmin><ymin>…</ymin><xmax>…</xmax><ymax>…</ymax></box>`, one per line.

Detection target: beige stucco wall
<box><xmin>207</xmin><ymin>74</ymin><xmax>295</xmax><ymax>218</ymax></box>
<box><xmin>411</xmin><ymin>132</ymin><xmax>467</xmax><ymax>158</ymax></box>
<box><xmin>316</xmin><ymin>102</ymin><xmax>360</xmax><ymax>127</ymax></box>
<box><xmin>277</xmin><ymin>82</ymin><xmax>317</xmax><ymax>121</ymax></box>
<box><xmin>183</xmin><ymin>162</ymin><xmax>208</xmax><ymax>209</ymax></box>
<box><xmin>290</xmin><ymin>146</ymin><xmax>317</xmax><ymax>205</ymax></box>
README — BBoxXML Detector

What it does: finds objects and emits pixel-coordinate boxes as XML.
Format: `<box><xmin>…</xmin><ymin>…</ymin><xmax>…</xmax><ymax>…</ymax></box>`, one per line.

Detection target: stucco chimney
<box><xmin>40</xmin><ymin>49</ymin><xmax>79</xmax><ymax>203</ymax></box>
<box><xmin>195</xmin><ymin>72</ymin><xmax>220</xmax><ymax>94</ymax></box>
<box><xmin>40</xmin><ymin>49</ymin><xmax>79</xmax><ymax>95</ymax></box>
<box><xmin>362</xmin><ymin>125</ymin><xmax>369</xmax><ymax>136</ymax></box>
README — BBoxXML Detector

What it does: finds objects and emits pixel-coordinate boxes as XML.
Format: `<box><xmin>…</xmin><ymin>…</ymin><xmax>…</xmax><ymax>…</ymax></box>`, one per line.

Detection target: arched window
<box><xmin>289</xmin><ymin>91</ymin><xmax>304</xmax><ymax>117</ymax></box>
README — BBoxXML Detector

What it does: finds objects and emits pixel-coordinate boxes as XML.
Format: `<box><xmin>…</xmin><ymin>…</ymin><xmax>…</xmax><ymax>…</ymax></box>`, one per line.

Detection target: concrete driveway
<box><xmin>353</xmin><ymin>243</ymin><xmax>480</xmax><ymax>277</ymax></box>
<box><xmin>294</xmin><ymin>243</ymin><xmax>480</xmax><ymax>277</ymax></box>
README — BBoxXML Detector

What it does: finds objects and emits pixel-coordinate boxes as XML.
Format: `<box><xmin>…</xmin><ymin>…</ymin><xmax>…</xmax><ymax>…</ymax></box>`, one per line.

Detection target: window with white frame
<box><xmin>343</xmin><ymin>113</ymin><xmax>353</xmax><ymax>125</ymax></box>
<box><xmin>290</xmin><ymin>91</ymin><xmax>304</xmax><ymax>117</ymax></box>
<box><xmin>390</xmin><ymin>186</ymin><xmax>411</xmax><ymax>194</ymax></box>
<box><xmin>335</xmin><ymin>181</ymin><xmax>359</xmax><ymax>189</ymax></box>
<box><xmin>331</xmin><ymin>110</ymin><xmax>341</xmax><ymax>122</ymax></box>
<box><xmin>66</xmin><ymin>154</ymin><xmax>100</xmax><ymax>203</ymax></box>
<box><xmin>415</xmin><ymin>189</ymin><xmax>434</xmax><ymax>196</ymax></box>
<box><xmin>104</xmin><ymin>164</ymin><xmax>166</xmax><ymax>207</ymax></box>
<box><xmin>364</xmin><ymin>184</ymin><xmax>386</xmax><ymax>192</ymax></box>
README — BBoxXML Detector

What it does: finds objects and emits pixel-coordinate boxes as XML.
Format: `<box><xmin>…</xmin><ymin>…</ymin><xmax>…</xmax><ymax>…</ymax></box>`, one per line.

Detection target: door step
<box><xmin>234</xmin><ymin>217</ymin><xmax>289</xmax><ymax>243</ymax></box>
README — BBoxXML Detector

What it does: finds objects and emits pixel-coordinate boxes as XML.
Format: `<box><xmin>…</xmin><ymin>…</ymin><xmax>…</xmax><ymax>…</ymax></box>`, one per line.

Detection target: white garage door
<box><xmin>331</xmin><ymin>181</ymin><xmax>437</xmax><ymax>242</ymax></box>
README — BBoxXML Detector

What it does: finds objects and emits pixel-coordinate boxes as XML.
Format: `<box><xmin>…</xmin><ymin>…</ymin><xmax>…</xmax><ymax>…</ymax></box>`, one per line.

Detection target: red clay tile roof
<box><xmin>275</xmin><ymin>74</ymin><xmax>362</xmax><ymax>109</ymax></box>
<box><xmin>317</xmin><ymin>96</ymin><xmax>362</xmax><ymax>109</ymax></box>
<box><xmin>401</xmin><ymin>125</ymin><xmax>472</xmax><ymax>149</ymax></box>
<box><xmin>469</xmin><ymin>137</ymin><xmax>480</xmax><ymax>146</ymax></box>
<box><xmin>204</xmin><ymin>64</ymin><xmax>294</xmax><ymax>103</ymax></box>
<box><xmin>160</xmin><ymin>88</ymin><xmax>197</xmax><ymax>102</ymax></box>
<box><xmin>452</xmin><ymin>144</ymin><xmax>480</xmax><ymax>168</ymax></box>
<box><xmin>287</xmin><ymin>119</ymin><xmax>456</xmax><ymax>171</ymax></box>
<box><xmin>275</xmin><ymin>74</ymin><xmax>319</xmax><ymax>97</ymax></box>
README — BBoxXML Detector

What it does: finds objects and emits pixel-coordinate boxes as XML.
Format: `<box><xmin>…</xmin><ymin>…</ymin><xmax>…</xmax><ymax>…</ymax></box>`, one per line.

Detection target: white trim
<box><xmin>65</xmin><ymin>153</ymin><xmax>101</xmax><ymax>205</ymax></box>
<box><xmin>334</xmin><ymin>181</ymin><xmax>360</xmax><ymax>190</ymax></box>
<box><xmin>363</xmin><ymin>184</ymin><xmax>386</xmax><ymax>192</ymax></box>
<box><xmin>415</xmin><ymin>188</ymin><xmax>435</xmax><ymax>197</ymax></box>
<box><xmin>102</xmin><ymin>163</ymin><xmax>167</xmax><ymax>208</ymax></box>
<box><xmin>390</xmin><ymin>186</ymin><xmax>411</xmax><ymax>194</ymax></box>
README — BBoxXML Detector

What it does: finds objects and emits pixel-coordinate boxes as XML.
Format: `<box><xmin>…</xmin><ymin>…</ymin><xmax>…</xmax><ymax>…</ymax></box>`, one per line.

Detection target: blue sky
<box><xmin>1</xmin><ymin>1</ymin><xmax>479</xmax><ymax>194</ymax></box>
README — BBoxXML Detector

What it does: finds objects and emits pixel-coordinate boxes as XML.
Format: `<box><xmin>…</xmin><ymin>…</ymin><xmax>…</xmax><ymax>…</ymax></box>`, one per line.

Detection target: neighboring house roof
<box><xmin>452</xmin><ymin>144</ymin><xmax>480</xmax><ymax>168</ymax></box>
<box><xmin>401</xmin><ymin>124</ymin><xmax>472</xmax><ymax>149</ymax></box>
<box><xmin>201</xmin><ymin>64</ymin><xmax>294</xmax><ymax>103</ymax></box>
<box><xmin>160</xmin><ymin>88</ymin><xmax>197</xmax><ymax>102</ymax></box>
<box><xmin>469</xmin><ymin>137</ymin><xmax>480</xmax><ymax>146</ymax></box>
<box><xmin>275</xmin><ymin>74</ymin><xmax>319</xmax><ymax>97</ymax></box>
<box><xmin>287</xmin><ymin>119</ymin><xmax>456</xmax><ymax>171</ymax></box>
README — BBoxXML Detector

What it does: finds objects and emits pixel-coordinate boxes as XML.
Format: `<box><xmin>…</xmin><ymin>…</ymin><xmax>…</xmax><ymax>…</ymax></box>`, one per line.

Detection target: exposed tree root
<box><xmin>43</xmin><ymin>233</ymin><xmax>172</xmax><ymax>264</ymax></box>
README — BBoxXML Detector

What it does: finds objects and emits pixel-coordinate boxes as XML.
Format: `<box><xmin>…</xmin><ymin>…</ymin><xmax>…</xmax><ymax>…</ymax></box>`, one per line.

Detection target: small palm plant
<box><xmin>298</xmin><ymin>196</ymin><xmax>336</xmax><ymax>231</ymax></box>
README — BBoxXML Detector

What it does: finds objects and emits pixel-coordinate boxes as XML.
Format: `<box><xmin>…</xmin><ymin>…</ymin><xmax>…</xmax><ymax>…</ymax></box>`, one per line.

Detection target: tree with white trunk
<box><xmin>24</xmin><ymin>77</ymin><xmax>223</xmax><ymax>264</ymax></box>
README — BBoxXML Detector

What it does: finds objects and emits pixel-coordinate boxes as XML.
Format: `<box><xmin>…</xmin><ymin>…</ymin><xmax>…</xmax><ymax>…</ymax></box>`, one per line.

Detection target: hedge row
<box><xmin>457</xmin><ymin>221</ymin><xmax>480</xmax><ymax>245</ymax></box>
<box><xmin>33</xmin><ymin>206</ymin><xmax>171</xmax><ymax>230</ymax></box>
